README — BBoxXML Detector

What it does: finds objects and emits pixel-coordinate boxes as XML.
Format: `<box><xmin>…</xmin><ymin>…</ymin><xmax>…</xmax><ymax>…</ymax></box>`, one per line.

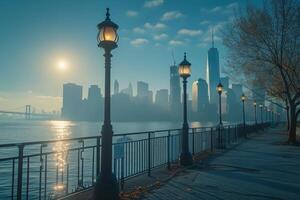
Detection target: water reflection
<box><xmin>51</xmin><ymin>121</ymin><xmax>72</xmax><ymax>192</ymax></box>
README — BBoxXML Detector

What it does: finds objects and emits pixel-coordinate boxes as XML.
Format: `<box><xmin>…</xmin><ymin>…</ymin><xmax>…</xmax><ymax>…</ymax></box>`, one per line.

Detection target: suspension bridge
<box><xmin>0</xmin><ymin>105</ymin><xmax>59</xmax><ymax>119</ymax></box>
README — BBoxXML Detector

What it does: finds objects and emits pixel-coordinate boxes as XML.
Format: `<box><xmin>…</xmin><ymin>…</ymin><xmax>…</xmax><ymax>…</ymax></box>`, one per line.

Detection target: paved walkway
<box><xmin>142</xmin><ymin>126</ymin><xmax>300</xmax><ymax>200</ymax></box>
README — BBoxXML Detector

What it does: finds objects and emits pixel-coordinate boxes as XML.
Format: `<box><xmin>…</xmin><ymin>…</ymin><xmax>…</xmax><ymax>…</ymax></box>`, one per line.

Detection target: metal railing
<box><xmin>0</xmin><ymin>122</ymin><xmax>270</xmax><ymax>200</ymax></box>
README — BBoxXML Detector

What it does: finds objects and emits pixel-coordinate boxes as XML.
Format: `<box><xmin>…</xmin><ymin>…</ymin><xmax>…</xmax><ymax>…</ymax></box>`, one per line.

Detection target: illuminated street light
<box><xmin>94</xmin><ymin>8</ymin><xmax>119</xmax><ymax>200</ymax></box>
<box><xmin>178</xmin><ymin>52</ymin><xmax>193</xmax><ymax>166</ymax></box>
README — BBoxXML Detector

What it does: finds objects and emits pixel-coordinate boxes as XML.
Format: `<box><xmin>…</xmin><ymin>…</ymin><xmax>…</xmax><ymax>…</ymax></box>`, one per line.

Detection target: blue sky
<box><xmin>0</xmin><ymin>0</ymin><xmax>262</xmax><ymax>112</ymax></box>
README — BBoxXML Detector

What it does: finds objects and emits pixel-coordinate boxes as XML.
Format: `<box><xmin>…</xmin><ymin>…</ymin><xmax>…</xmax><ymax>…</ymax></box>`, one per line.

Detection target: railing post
<box><xmin>121</xmin><ymin>157</ymin><xmax>124</xmax><ymax>190</ymax></box>
<box><xmin>228</xmin><ymin>126</ymin><xmax>230</xmax><ymax>146</ymax></box>
<box><xmin>17</xmin><ymin>144</ymin><xmax>24</xmax><ymax>200</ymax></box>
<box><xmin>210</xmin><ymin>127</ymin><xmax>213</xmax><ymax>152</ymax></box>
<box><xmin>96</xmin><ymin>136</ymin><xmax>100</xmax><ymax>177</ymax></box>
<box><xmin>167</xmin><ymin>130</ymin><xmax>171</xmax><ymax>170</ymax></box>
<box><xmin>192</xmin><ymin>128</ymin><xmax>195</xmax><ymax>155</ymax></box>
<box><xmin>147</xmin><ymin>132</ymin><xmax>151</xmax><ymax>176</ymax></box>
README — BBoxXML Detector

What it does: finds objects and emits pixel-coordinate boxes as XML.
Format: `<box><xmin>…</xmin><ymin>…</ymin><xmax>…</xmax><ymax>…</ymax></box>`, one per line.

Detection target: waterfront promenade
<box><xmin>142</xmin><ymin>125</ymin><xmax>300</xmax><ymax>200</ymax></box>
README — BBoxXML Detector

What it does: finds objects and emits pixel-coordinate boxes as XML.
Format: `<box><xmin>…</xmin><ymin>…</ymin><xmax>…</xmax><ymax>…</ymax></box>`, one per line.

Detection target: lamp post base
<box><xmin>179</xmin><ymin>152</ymin><xmax>193</xmax><ymax>166</ymax></box>
<box><xmin>94</xmin><ymin>172</ymin><xmax>119</xmax><ymax>200</ymax></box>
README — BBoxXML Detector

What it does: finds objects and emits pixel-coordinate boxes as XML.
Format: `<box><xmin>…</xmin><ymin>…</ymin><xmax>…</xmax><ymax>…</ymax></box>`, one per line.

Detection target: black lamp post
<box><xmin>259</xmin><ymin>104</ymin><xmax>263</xmax><ymax>124</ymax></box>
<box><xmin>241</xmin><ymin>94</ymin><xmax>246</xmax><ymax>137</ymax></box>
<box><xmin>94</xmin><ymin>8</ymin><xmax>119</xmax><ymax>200</ymax></box>
<box><xmin>253</xmin><ymin>101</ymin><xmax>257</xmax><ymax>125</ymax></box>
<box><xmin>178</xmin><ymin>52</ymin><xmax>193</xmax><ymax>166</ymax></box>
<box><xmin>217</xmin><ymin>83</ymin><xmax>223</xmax><ymax>126</ymax></box>
<box><xmin>265</xmin><ymin>107</ymin><xmax>268</xmax><ymax>122</ymax></box>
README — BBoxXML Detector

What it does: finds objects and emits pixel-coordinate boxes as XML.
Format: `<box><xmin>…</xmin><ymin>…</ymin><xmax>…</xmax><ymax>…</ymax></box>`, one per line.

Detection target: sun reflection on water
<box><xmin>51</xmin><ymin>121</ymin><xmax>72</xmax><ymax>190</ymax></box>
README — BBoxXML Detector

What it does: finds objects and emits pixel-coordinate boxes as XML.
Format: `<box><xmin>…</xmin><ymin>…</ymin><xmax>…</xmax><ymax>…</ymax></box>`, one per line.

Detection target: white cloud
<box><xmin>161</xmin><ymin>11</ymin><xmax>183</xmax><ymax>21</ymax></box>
<box><xmin>144</xmin><ymin>22</ymin><xmax>166</xmax><ymax>29</ymax></box>
<box><xmin>200</xmin><ymin>20</ymin><xmax>210</xmax><ymax>25</ymax></box>
<box><xmin>154</xmin><ymin>33</ymin><xmax>168</xmax><ymax>40</ymax></box>
<box><xmin>211</xmin><ymin>6</ymin><xmax>222</xmax><ymax>12</ymax></box>
<box><xmin>226</xmin><ymin>2</ymin><xmax>239</xmax><ymax>9</ymax></box>
<box><xmin>126</xmin><ymin>10</ymin><xmax>138</xmax><ymax>17</ymax></box>
<box><xmin>144</xmin><ymin>0</ymin><xmax>164</xmax><ymax>8</ymax></box>
<box><xmin>178</xmin><ymin>29</ymin><xmax>203</xmax><ymax>36</ymax></box>
<box><xmin>133</xmin><ymin>27</ymin><xmax>145</xmax><ymax>34</ymax></box>
<box><xmin>169</xmin><ymin>40</ymin><xmax>184</xmax><ymax>46</ymax></box>
<box><xmin>131</xmin><ymin>38</ymin><xmax>149</xmax><ymax>46</ymax></box>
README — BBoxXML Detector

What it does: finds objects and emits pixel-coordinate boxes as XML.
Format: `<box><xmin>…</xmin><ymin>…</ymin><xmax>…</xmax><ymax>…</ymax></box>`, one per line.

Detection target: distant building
<box><xmin>206</xmin><ymin>31</ymin><xmax>220</xmax><ymax>105</ymax></box>
<box><xmin>155</xmin><ymin>89</ymin><xmax>169</xmax><ymax>109</ymax></box>
<box><xmin>197</xmin><ymin>78</ymin><xmax>209</xmax><ymax>112</ymax></box>
<box><xmin>170</xmin><ymin>64</ymin><xmax>181</xmax><ymax>112</ymax></box>
<box><xmin>114</xmin><ymin>80</ymin><xmax>119</xmax><ymax>95</ymax></box>
<box><xmin>137</xmin><ymin>81</ymin><xmax>149</xmax><ymax>99</ymax></box>
<box><xmin>232</xmin><ymin>84</ymin><xmax>243</xmax><ymax>102</ymax></box>
<box><xmin>120</xmin><ymin>82</ymin><xmax>133</xmax><ymax>97</ymax></box>
<box><xmin>62</xmin><ymin>83</ymin><xmax>83</xmax><ymax>120</ymax></box>
<box><xmin>148</xmin><ymin>90</ymin><xmax>153</xmax><ymax>104</ymax></box>
<box><xmin>220</xmin><ymin>77</ymin><xmax>229</xmax><ymax>91</ymax></box>
<box><xmin>192</xmin><ymin>81</ymin><xmax>198</xmax><ymax>112</ymax></box>
<box><xmin>86</xmin><ymin>85</ymin><xmax>102</xmax><ymax>121</ymax></box>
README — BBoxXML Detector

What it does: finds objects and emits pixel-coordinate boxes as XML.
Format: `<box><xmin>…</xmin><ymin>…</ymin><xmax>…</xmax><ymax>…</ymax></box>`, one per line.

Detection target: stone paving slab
<box><xmin>142</xmin><ymin>126</ymin><xmax>300</xmax><ymax>200</ymax></box>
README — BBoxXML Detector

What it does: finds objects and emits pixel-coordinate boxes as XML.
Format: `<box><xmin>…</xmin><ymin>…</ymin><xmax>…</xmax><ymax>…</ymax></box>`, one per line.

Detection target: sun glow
<box><xmin>57</xmin><ymin>60</ymin><xmax>68</xmax><ymax>71</ymax></box>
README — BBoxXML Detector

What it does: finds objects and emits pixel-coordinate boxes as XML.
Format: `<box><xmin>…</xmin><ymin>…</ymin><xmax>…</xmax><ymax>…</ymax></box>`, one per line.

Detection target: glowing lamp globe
<box><xmin>259</xmin><ymin>104</ymin><xmax>263</xmax><ymax>108</ymax></box>
<box><xmin>253</xmin><ymin>101</ymin><xmax>257</xmax><ymax>106</ymax></box>
<box><xmin>241</xmin><ymin>94</ymin><xmax>246</xmax><ymax>102</ymax></box>
<box><xmin>178</xmin><ymin>53</ymin><xmax>191</xmax><ymax>78</ymax></box>
<box><xmin>216</xmin><ymin>83</ymin><xmax>223</xmax><ymax>94</ymax></box>
<box><xmin>97</xmin><ymin>8</ymin><xmax>119</xmax><ymax>49</ymax></box>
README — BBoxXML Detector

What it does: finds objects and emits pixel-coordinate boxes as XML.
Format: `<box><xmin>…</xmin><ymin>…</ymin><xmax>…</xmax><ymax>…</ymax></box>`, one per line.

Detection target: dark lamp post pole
<box><xmin>94</xmin><ymin>8</ymin><xmax>119</xmax><ymax>200</ymax></box>
<box><xmin>241</xmin><ymin>94</ymin><xmax>246</xmax><ymax>138</ymax></box>
<box><xmin>178</xmin><ymin>53</ymin><xmax>193</xmax><ymax>166</ymax></box>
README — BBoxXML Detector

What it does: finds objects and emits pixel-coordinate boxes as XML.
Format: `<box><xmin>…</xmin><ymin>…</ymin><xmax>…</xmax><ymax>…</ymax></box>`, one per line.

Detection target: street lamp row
<box><xmin>94</xmin><ymin>8</ymin><xmax>279</xmax><ymax>200</ymax></box>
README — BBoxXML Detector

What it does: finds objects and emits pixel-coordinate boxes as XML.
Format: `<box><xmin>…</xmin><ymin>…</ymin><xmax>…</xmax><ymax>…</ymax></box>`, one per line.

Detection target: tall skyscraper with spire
<box><xmin>170</xmin><ymin>63</ymin><xmax>181</xmax><ymax>113</ymax></box>
<box><xmin>206</xmin><ymin>29</ymin><xmax>220</xmax><ymax>105</ymax></box>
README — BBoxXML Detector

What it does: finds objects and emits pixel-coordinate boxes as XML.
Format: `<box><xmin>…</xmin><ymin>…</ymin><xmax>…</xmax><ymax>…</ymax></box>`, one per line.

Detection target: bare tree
<box><xmin>223</xmin><ymin>0</ymin><xmax>300</xmax><ymax>143</ymax></box>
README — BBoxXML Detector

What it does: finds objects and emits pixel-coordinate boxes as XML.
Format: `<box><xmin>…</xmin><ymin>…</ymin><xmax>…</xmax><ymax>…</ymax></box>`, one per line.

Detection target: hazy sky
<box><xmin>0</xmin><ymin>0</ymin><xmax>262</xmax><ymax>112</ymax></box>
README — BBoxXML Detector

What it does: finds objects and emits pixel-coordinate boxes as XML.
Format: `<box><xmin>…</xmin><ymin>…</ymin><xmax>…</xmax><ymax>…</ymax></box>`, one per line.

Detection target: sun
<box><xmin>57</xmin><ymin>60</ymin><xmax>68</xmax><ymax>71</ymax></box>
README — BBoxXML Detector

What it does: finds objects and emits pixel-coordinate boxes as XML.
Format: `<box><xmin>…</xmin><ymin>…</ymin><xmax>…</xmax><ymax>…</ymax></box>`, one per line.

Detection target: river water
<box><xmin>0</xmin><ymin>119</ymin><xmax>215</xmax><ymax>144</ymax></box>
<box><xmin>0</xmin><ymin>119</ymin><xmax>216</xmax><ymax>200</ymax></box>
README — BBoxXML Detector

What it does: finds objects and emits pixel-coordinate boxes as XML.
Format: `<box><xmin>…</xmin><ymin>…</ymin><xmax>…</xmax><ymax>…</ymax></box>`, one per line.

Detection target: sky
<box><xmin>0</xmin><ymin>0</ymin><xmax>263</xmax><ymax>112</ymax></box>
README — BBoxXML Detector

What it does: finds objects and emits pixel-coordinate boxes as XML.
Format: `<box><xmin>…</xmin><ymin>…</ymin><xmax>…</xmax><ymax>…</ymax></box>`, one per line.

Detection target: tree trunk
<box><xmin>288</xmin><ymin>105</ymin><xmax>297</xmax><ymax>143</ymax></box>
<box><xmin>286</xmin><ymin>106</ymin><xmax>290</xmax><ymax>131</ymax></box>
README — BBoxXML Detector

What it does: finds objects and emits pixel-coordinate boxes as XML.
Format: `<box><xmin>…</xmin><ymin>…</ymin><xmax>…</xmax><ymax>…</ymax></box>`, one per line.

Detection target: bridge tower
<box><xmin>25</xmin><ymin>105</ymin><xmax>31</xmax><ymax>120</ymax></box>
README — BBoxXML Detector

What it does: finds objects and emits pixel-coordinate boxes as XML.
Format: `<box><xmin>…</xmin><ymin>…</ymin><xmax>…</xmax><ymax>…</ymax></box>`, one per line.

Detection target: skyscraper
<box><xmin>87</xmin><ymin>85</ymin><xmax>102</xmax><ymax>121</ymax></box>
<box><xmin>155</xmin><ymin>89</ymin><xmax>169</xmax><ymax>109</ymax></box>
<box><xmin>170</xmin><ymin>64</ymin><xmax>181</xmax><ymax>112</ymax></box>
<box><xmin>206</xmin><ymin>31</ymin><xmax>220</xmax><ymax>105</ymax></box>
<box><xmin>120</xmin><ymin>82</ymin><xmax>133</xmax><ymax>97</ymax></box>
<box><xmin>192</xmin><ymin>81</ymin><xmax>198</xmax><ymax>112</ymax></box>
<box><xmin>114</xmin><ymin>80</ymin><xmax>119</xmax><ymax>95</ymax></box>
<box><xmin>137</xmin><ymin>81</ymin><xmax>149</xmax><ymax>99</ymax></box>
<box><xmin>220</xmin><ymin>77</ymin><xmax>229</xmax><ymax>91</ymax></box>
<box><xmin>62</xmin><ymin>83</ymin><xmax>83</xmax><ymax>120</ymax></box>
<box><xmin>197</xmin><ymin>78</ymin><xmax>209</xmax><ymax>112</ymax></box>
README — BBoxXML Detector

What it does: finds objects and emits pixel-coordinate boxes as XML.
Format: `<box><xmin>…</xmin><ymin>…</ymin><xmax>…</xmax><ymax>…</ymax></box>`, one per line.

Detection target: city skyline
<box><xmin>0</xmin><ymin>0</ymin><xmax>264</xmax><ymax>112</ymax></box>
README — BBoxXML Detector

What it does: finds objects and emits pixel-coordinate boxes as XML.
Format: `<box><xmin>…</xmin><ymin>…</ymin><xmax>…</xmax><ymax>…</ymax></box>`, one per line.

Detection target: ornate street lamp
<box><xmin>253</xmin><ymin>101</ymin><xmax>257</xmax><ymax>125</ymax></box>
<box><xmin>241</xmin><ymin>94</ymin><xmax>246</xmax><ymax>137</ymax></box>
<box><xmin>259</xmin><ymin>104</ymin><xmax>263</xmax><ymax>124</ymax></box>
<box><xmin>178</xmin><ymin>52</ymin><xmax>193</xmax><ymax>166</ymax></box>
<box><xmin>216</xmin><ymin>83</ymin><xmax>223</xmax><ymax>148</ymax></box>
<box><xmin>216</xmin><ymin>83</ymin><xmax>223</xmax><ymax>126</ymax></box>
<box><xmin>94</xmin><ymin>8</ymin><xmax>119</xmax><ymax>200</ymax></box>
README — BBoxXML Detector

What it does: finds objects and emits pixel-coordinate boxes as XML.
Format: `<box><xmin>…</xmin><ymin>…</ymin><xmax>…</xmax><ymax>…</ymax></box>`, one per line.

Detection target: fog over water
<box><xmin>0</xmin><ymin>119</ymin><xmax>216</xmax><ymax>144</ymax></box>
